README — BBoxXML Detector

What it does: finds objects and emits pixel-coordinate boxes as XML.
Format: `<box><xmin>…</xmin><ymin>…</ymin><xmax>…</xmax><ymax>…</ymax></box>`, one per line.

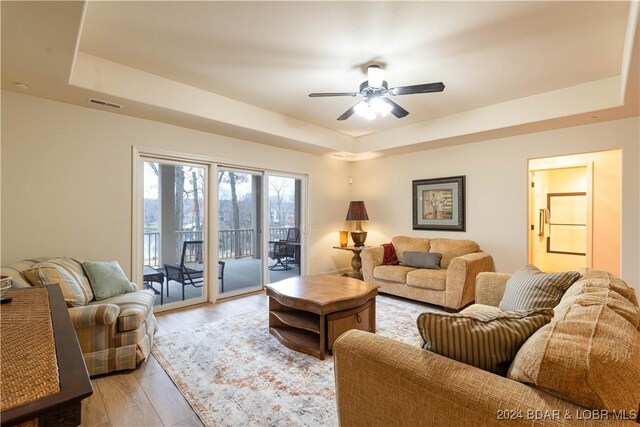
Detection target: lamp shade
<box><xmin>346</xmin><ymin>201</ymin><xmax>369</xmax><ymax>221</ymax></box>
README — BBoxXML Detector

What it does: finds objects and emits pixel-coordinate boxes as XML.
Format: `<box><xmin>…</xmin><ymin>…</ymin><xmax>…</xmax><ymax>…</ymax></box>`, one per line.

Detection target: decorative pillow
<box><xmin>417</xmin><ymin>308</ymin><xmax>554</xmax><ymax>375</ymax></box>
<box><xmin>401</xmin><ymin>252</ymin><xmax>442</xmax><ymax>269</ymax></box>
<box><xmin>498</xmin><ymin>265</ymin><xmax>580</xmax><ymax>311</ymax></box>
<box><xmin>82</xmin><ymin>261</ymin><xmax>137</xmax><ymax>301</ymax></box>
<box><xmin>381</xmin><ymin>243</ymin><xmax>400</xmax><ymax>265</ymax></box>
<box><xmin>23</xmin><ymin>257</ymin><xmax>94</xmax><ymax>307</ymax></box>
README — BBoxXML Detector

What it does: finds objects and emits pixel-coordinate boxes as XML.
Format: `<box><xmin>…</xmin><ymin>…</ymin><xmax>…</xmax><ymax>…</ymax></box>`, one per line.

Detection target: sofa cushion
<box><xmin>391</xmin><ymin>236</ymin><xmax>430</xmax><ymax>262</ymax></box>
<box><xmin>373</xmin><ymin>265</ymin><xmax>416</xmax><ymax>283</ymax></box>
<box><xmin>82</xmin><ymin>260</ymin><xmax>137</xmax><ymax>301</ymax></box>
<box><xmin>417</xmin><ymin>308</ymin><xmax>553</xmax><ymax>375</ymax></box>
<box><xmin>499</xmin><ymin>265</ymin><xmax>580</xmax><ymax>311</ymax></box>
<box><xmin>508</xmin><ymin>274</ymin><xmax>640</xmax><ymax>411</ymax></box>
<box><xmin>23</xmin><ymin>257</ymin><xmax>94</xmax><ymax>307</ymax></box>
<box><xmin>90</xmin><ymin>289</ymin><xmax>154</xmax><ymax>332</ymax></box>
<box><xmin>381</xmin><ymin>243</ymin><xmax>400</xmax><ymax>266</ymax></box>
<box><xmin>401</xmin><ymin>252</ymin><xmax>441</xmax><ymax>270</ymax></box>
<box><xmin>406</xmin><ymin>269</ymin><xmax>447</xmax><ymax>291</ymax></box>
<box><xmin>573</xmin><ymin>268</ymin><xmax>639</xmax><ymax>306</ymax></box>
<box><xmin>429</xmin><ymin>239</ymin><xmax>479</xmax><ymax>268</ymax></box>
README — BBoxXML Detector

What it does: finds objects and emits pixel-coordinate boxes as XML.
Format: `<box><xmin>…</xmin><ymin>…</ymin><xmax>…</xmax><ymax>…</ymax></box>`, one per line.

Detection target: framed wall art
<box><xmin>413</xmin><ymin>175</ymin><xmax>465</xmax><ymax>231</ymax></box>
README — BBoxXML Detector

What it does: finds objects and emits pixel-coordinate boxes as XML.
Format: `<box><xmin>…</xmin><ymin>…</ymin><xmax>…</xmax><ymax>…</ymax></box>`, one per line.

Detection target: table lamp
<box><xmin>346</xmin><ymin>201</ymin><xmax>369</xmax><ymax>247</ymax></box>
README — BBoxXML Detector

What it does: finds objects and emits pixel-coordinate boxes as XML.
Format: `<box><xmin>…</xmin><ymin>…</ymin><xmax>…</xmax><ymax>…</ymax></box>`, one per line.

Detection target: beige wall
<box><xmin>0</xmin><ymin>91</ymin><xmax>353</xmax><ymax>276</ymax></box>
<box><xmin>2</xmin><ymin>91</ymin><xmax>639</xmax><ymax>293</ymax></box>
<box><xmin>351</xmin><ymin>117</ymin><xmax>640</xmax><ymax>291</ymax></box>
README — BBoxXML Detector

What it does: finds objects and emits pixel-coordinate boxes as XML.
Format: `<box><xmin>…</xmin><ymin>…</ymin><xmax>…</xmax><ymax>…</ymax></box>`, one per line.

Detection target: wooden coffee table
<box><xmin>265</xmin><ymin>275</ymin><xmax>379</xmax><ymax>360</ymax></box>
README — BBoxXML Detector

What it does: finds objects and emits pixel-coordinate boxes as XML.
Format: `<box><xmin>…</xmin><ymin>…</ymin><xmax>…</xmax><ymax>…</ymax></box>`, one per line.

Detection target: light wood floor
<box><xmin>81</xmin><ymin>292</ymin><xmax>269</xmax><ymax>427</ymax></box>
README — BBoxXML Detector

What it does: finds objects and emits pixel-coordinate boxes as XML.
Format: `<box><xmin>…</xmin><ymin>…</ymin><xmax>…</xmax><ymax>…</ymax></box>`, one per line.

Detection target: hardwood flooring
<box><xmin>81</xmin><ymin>292</ymin><xmax>268</xmax><ymax>427</ymax></box>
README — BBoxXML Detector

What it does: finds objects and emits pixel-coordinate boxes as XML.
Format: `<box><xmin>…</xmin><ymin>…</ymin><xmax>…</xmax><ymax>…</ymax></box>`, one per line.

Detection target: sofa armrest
<box><xmin>68</xmin><ymin>304</ymin><xmax>120</xmax><ymax>329</ymax></box>
<box><xmin>334</xmin><ymin>330</ymin><xmax>601</xmax><ymax>427</ymax></box>
<box><xmin>476</xmin><ymin>272</ymin><xmax>512</xmax><ymax>307</ymax></box>
<box><xmin>444</xmin><ymin>252</ymin><xmax>494</xmax><ymax>310</ymax></box>
<box><xmin>360</xmin><ymin>246</ymin><xmax>384</xmax><ymax>284</ymax></box>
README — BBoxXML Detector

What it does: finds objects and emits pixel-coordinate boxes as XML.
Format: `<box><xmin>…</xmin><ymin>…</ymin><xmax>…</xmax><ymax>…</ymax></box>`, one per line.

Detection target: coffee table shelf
<box><xmin>269</xmin><ymin>326</ymin><xmax>321</xmax><ymax>359</ymax></box>
<box><xmin>270</xmin><ymin>309</ymin><xmax>320</xmax><ymax>334</ymax></box>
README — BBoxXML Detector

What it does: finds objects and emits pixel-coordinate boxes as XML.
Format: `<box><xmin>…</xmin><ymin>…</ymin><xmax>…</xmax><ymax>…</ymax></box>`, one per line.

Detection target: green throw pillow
<box><xmin>499</xmin><ymin>265</ymin><xmax>580</xmax><ymax>311</ymax></box>
<box><xmin>417</xmin><ymin>308</ymin><xmax>554</xmax><ymax>375</ymax></box>
<box><xmin>82</xmin><ymin>261</ymin><xmax>137</xmax><ymax>300</ymax></box>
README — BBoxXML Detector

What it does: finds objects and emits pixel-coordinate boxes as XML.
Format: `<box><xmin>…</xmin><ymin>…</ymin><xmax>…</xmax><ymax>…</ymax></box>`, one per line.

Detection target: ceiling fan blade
<box><xmin>337</xmin><ymin>106</ymin><xmax>356</xmax><ymax>121</ymax></box>
<box><xmin>382</xmin><ymin>98</ymin><xmax>409</xmax><ymax>118</ymax></box>
<box><xmin>390</xmin><ymin>82</ymin><xmax>445</xmax><ymax>96</ymax></box>
<box><xmin>309</xmin><ymin>92</ymin><xmax>357</xmax><ymax>97</ymax></box>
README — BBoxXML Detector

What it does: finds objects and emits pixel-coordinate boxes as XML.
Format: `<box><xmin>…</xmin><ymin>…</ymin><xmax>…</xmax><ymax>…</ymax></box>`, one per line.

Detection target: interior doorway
<box><xmin>529</xmin><ymin>166</ymin><xmax>591</xmax><ymax>272</ymax></box>
<box><xmin>528</xmin><ymin>150</ymin><xmax>621</xmax><ymax>274</ymax></box>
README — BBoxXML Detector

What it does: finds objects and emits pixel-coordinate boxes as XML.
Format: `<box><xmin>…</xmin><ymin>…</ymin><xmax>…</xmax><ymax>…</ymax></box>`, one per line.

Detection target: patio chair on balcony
<box><xmin>284</xmin><ymin>228</ymin><xmax>300</xmax><ymax>264</ymax></box>
<box><xmin>268</xmin><ymin>241</ymin><xmax>291</xmax><ymax>271</ymax></box>
<box><xmin>268</xmin><ymin>228</ymin><xmax>299</xmax><ymax>271</ymax></box>
<box><xmin>165</xmin><ymin>240</ymin><xmax>205</xmax><ymax>301</ymax></box>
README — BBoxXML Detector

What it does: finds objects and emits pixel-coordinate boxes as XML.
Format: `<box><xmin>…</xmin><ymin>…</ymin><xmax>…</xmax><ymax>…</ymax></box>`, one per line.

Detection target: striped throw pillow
<box><xmin>24</xmin><ymin>258</ymin><xmax>94</xmax><ymax>307</ymax></box>
<box><xmin>499</xmin><ymin>265</ymin><xmax>580</xmax><ymax>311</ymax></box>
<box><xmin>417</xmin><ymin>309</ymin><xmax>554</xmax><ymax>375</ymax></box>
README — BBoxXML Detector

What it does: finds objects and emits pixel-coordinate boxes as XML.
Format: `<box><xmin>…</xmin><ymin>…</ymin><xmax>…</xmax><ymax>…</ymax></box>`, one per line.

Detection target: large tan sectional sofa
<box><xmin>1</xmin><ymin>257</ymin><xmax>157</xmax><ymax>376</ymax></box>
<box><xmin>334</xmin><ymin>268</ymin><xmax>640</xmax><ymax>426</ymax></box>
<box><xmin>361</xmin><ymin>236</ymin><xmax>494</xmax><ymax>310</ymax></box>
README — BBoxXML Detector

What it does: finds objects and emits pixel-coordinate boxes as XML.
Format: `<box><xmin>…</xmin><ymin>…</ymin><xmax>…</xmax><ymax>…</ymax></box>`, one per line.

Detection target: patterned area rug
<box><xmin>152</xmin><ymin>296</ymin><xmax>436</xmax><ymax>427</ymax></box>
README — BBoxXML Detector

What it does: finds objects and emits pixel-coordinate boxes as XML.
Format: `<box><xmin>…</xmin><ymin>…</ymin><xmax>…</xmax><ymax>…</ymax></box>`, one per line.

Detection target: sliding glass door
<box><xmin>217</xmin><ymin>168</ymin><xmax>264</xmax><ymax>297</ymax></box>
<box><xmin>135</xmin><ymin>148</ymin><xmax>307</xmax><ymax>309</ymax></box>
<box><xmin>267</xmin><ymin>174</ymin><xmax>303</xmax><ymax>284</ymax></box>
<box><xmin>142</xmin><ymin>159</ymin><xmax>208</xmax><ymax>310</ymax></box>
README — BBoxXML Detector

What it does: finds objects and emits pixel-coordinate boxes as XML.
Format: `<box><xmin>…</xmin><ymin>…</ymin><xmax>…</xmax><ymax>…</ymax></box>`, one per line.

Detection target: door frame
<box><xmin>132</xmin><ymin>146</ymin><xmax>309</xmax><ymax>310</ymax></box>
<box><xmin>264</xmin><ymin>171</ymin><xmax>308</xmax><ymax>285</ymax></box>
<box><xmin>527</xmin><ymin>161</ymin><xmax>594</xmax><ymax>269</ymax></box>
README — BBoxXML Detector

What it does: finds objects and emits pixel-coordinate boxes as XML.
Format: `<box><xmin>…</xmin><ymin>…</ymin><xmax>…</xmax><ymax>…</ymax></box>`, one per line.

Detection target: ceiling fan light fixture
<box><xmin>354</xmin><ymin>100</ymin><xmax>368</xmax><ymax>117</ymax></box>
<box><xmin>371</xmin><ymin>98</ymin><xmax>392</xmax><ymax>117</ymax></box>
<box><xmin>367</xmin><ymin>65</ymin><xmax>385</xmax><ymax>88</ymax></box>
<box><xmin>363</xmin><ymin>108</ymin><xmax>376</xmax><ymax>121</ymax></box>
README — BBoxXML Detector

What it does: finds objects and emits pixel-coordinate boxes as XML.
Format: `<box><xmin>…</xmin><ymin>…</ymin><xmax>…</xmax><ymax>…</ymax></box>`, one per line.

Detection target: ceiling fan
<box><xmin>308</xmin><ymin>65</ymin><xmax>445</xmax><ymax>121</ymax></box>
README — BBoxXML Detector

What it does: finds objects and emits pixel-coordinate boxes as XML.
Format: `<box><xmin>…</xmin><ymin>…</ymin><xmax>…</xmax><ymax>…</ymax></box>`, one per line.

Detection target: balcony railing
<box><xmin>143</xmin><ymin>232</ymin><xmax>160</xmax><ymax>267</ymax></box>
<box><xmin>143</xmin><ymin>227</ymin><xmax>295</xmax><ymax>267</ymax></box>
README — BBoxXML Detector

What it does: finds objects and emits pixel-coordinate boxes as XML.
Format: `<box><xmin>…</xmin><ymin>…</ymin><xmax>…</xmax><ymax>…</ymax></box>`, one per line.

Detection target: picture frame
<box><xmin>413</xmin><ymin>176</ymin><xmax>465</xmax><ymax>231</ymax></box>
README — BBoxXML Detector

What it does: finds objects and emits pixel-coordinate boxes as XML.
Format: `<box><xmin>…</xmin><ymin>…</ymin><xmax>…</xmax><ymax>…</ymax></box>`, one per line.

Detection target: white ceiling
<box><xmin>2</xmin><ymin>1</ymin><xmax>639</xmax><ymax>158</ymax></box>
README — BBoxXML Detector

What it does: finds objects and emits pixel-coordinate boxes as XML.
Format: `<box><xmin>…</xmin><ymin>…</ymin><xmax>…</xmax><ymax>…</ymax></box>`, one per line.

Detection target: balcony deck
<box><xmin>146</xmin><ymin>257</ymin><xmax>299</xmax><ymax>306</ymax></box>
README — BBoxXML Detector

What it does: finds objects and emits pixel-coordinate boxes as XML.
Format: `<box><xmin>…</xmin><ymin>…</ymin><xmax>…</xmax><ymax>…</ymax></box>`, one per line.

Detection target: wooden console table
<box><xmin>1</xmin><ymin>285</ymin><xmax>93</xmax><ymax>427</ymax></box>
<box><xmin>265</xmin><ymin>275</ymin><xmax>379</xmax><ymax>360</ymax></box>
<box><xmin>332</xmin><ymin>245</ymin><xmax>370</xmax><ymax>280</ymax></box>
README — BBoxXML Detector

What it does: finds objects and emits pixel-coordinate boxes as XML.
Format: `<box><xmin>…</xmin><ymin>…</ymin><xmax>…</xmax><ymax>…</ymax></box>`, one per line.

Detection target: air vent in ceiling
<box><xmin>89</xmin><ymin>98</ymin><xmax>122</xmax><ymax>109</ymax></box>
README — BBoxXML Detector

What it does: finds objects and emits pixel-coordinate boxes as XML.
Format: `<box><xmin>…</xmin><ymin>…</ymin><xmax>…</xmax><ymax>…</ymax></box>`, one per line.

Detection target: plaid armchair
<box><xmin>1</xmin><ymin>257</ymin><xmax>157</xmax><ymax>376</ymax></box>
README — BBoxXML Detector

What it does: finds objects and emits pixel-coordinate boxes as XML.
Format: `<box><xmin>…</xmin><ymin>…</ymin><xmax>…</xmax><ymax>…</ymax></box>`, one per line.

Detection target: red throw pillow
<box><xmin>382</xmin><ymin>243</ymin><xmax>400</xmax><ymax>265</ymax></box>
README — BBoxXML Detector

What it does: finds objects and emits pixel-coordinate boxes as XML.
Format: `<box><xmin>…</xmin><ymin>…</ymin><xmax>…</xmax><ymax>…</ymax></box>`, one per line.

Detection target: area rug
<box><xmin>152</xmin><ymin>296</ymin><xmax>437</xmax><ymax>427</ymax></box>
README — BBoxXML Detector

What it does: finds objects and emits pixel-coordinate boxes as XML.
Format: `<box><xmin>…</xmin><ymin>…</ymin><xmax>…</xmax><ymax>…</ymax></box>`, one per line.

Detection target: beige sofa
<box><xmin>334</xmin><ymin>268</ymin><xmax>640</xmax><ymax>426</ymax></box>
<box><xmin>1</xmin><ymin>257</ymin><xmax>157</xmax><ymax>376</ymax></box>
<box><xmin>361</xmin><ymin>236</ymin><xmax>494</xmax><ymax>310</ymax></box>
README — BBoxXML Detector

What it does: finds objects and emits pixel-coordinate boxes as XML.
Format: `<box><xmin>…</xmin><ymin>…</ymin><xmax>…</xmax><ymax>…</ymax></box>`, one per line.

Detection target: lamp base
<box><xmin>350</xmin><ymin>231</ymin><xmax>367</xmax><ymax>247</ymax></box>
